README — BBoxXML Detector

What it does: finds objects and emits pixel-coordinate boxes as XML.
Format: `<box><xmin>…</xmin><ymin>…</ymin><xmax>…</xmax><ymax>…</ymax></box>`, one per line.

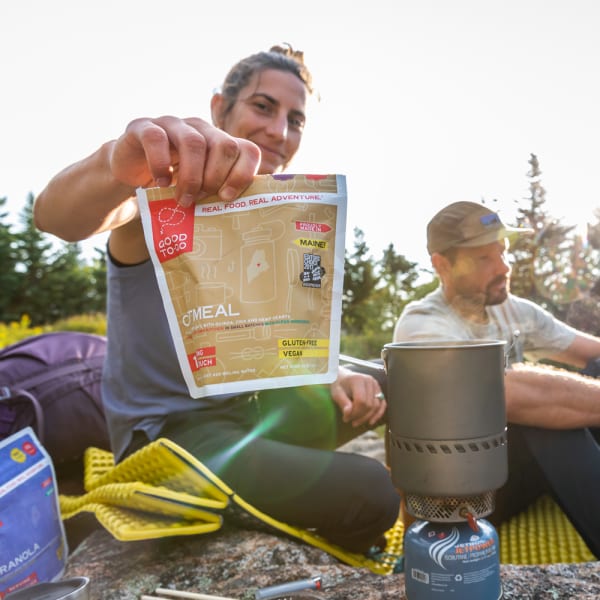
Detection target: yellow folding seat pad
<box><xmin>60</xmin><ymin>481</ymin><xmax>226</xmax><ymax>521</ymax></box>
<box><xmin>82</xmin><ymin>441</ymin><xmax>230</xmax><ymax>505</ymax></box>
<box><xmin>61</xmin><ymin>439</ymin><xmax>404</xmax><ymax>575</ymax></box>
<box><xmin>80</xmin><ymin>503</ymin><xmax>222</xmax><ymax>541</ymax></box>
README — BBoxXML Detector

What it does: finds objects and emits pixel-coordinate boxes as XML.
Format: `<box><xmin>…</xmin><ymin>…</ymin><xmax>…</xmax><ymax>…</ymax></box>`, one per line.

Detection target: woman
<box><xmin>34</xmin><ymin>44</ymin><xmax>400</xmax><ymax>553</ymax></box>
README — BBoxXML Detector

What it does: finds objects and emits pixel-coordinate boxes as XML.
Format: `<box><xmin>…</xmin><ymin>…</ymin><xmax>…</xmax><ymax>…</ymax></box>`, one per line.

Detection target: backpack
<box><xmin>0</xmin><ymin>331</ymin><xmax>111</xmax><ymax>465</ymax></box>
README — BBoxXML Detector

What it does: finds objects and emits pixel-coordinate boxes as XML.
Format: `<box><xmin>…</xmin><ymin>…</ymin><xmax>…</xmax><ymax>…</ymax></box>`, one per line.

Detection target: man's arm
<box><xmin>506</xmin><ymin>329</ymin><xmax>600</xmax><ymax>429</ymax></box>
<box><xmin>505</xmin><ymin>363</ymin><xmax>600</xmax><ymax>428</ymax></box>
<box><xmin>548</xmin><ymin>330</ymin><xmax>600</xmax><ymax>370</ymax></box>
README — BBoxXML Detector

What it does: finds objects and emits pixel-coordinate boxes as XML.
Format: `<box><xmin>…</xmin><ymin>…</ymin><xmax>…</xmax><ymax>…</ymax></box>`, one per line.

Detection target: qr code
<box><xmin>301</xmin><ymin>253</ymin><xmax>325</xmax><ymax>288</ymax></box>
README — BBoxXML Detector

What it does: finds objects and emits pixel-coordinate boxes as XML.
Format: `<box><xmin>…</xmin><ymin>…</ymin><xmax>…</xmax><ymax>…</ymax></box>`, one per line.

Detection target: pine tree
<box><xmin>341</xmin><ymin>231</ymin><xmax>437</xmax><ymax>358</ymax></box>
<box><xmin>3</xmin><ymin>193</ymin><xmax>107</xmax><ymax>325</ymax></box>
<box><xmin>377</xmin><ymin>243</ymin><xmax>424</xmax><ymax>331</ymax></box>
<box><xmin>509</xmin><ymin>154</ymin><xmax>581</xmax><ymax>317</ymax></box>
<box><xmin>0</xmin><ymin>197</ymin><xmax>21</xmax><ymax>320</ymax></box>
<box><xmin>342</xmin><ymin>227</ymin><xmax>380</xmax><ymax>337</ymax></box>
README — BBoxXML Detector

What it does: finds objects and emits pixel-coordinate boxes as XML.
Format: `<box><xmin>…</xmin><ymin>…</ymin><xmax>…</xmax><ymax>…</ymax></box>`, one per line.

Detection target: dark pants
<box><xmin>490</xmin><ymin>424</ymin><xmax>600</xmax><ymax>559</ymax></box>
<box><xmin>136</xmin><ymin>383</ymin><xmax>400</xmax><ymax>554</ymax></box>
<box><xmin>489</xmin><ymin>357</ymin><xmax>600</xmax><ymax>559</ymax></box>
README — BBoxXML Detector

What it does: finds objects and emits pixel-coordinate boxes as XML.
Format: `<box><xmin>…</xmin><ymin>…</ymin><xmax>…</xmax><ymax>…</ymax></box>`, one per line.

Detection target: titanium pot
<box><xmin>382</xmin><ymin>340</ymin><xmax>508</xmax><ymax>501</ymax></box>
<box><xmin>5</xmin><ymin>577</ymin><xmax>90</xmax><ymax>600</ymax></box>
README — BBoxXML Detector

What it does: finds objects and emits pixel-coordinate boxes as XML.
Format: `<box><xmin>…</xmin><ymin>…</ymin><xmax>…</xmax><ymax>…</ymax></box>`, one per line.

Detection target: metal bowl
<box><xmin>4</xmin><ymin>577</ymin><xmax>90</xmax><ymax>600</ymax></box>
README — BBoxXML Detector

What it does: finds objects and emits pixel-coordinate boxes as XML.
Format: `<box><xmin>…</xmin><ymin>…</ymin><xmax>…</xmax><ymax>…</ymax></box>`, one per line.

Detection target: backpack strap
<box><xmin>0</xmin><ymin>354</ymin><xmax>105</xmax><ymax>442</ymax></box>
<box><xmin>0</xmin><ymin>387</ymin><xmax>45</xmax><ymax>441</ymax></box>
<box><xmin>10</xmin><ymin>354</ymin><xmax>105</xmax><ymax>390</ymax></box>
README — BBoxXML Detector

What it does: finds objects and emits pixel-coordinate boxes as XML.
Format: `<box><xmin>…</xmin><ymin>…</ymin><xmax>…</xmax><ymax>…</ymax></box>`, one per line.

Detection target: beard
<box><xmin>484</xmin><ymin>275</ymin><xmax>509</xmax><ymax>306</ymax></box>
<box><xmin>451</xmin><ymin>275</ymin><xmax>509</xmax><ymax>319</ymax></box>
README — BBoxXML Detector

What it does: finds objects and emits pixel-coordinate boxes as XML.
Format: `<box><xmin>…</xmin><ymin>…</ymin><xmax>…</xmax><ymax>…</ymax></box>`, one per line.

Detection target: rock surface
<box><xmin>62</xmin><ymin>432</ymin><xmax>600</xmax><ymax>599</ymax></box>
<box><xmin>64</xmin><ymin>526</ymin><xmax>600</xmax><ymax>600</ymax></box>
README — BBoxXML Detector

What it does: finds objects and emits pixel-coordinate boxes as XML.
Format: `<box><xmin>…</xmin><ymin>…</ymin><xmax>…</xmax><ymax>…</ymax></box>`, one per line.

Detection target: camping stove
<box><xmin>382</xmin><ymin>340</ymin><xmax>507</xmax><ymax>599</ymax></box>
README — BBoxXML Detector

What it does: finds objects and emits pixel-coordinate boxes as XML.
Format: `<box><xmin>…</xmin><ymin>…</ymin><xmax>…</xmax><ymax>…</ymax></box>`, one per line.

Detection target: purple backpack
<box><xmin>0</xmin><ymin>331</ymin><xmax>111</xmax><ymax>464</ymax></box>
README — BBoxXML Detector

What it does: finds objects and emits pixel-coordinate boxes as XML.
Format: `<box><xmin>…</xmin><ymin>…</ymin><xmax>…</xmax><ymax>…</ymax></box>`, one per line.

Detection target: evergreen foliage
<box><xmin>2</xmin><ymin>153</ymin><xmax>599</xmax><ymax>358</ymax></box>
<box><xmin>341</xmin><ymin>229</ymin><xmax>435</xmax><ymax>358</ymax></box>
<box><xmin>0</xmin><ymin>193</ymin><xmax>107</xmax><ymax>326</ymax></box>
<box><xmin>509</xmin><ymin>154</ymin><xmax>600</xmax><ymax>320</ymax></box>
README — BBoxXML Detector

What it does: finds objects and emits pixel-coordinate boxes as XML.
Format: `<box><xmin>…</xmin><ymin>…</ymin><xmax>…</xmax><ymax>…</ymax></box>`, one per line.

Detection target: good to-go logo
<box><xmin>22</xmin><ymin>441</ymin><xmax>36</xmax><ymax>456</ymax></box>
<box><xmin>149</xmin><ymin>198</ymin><xmax>195</xmax><ymax>262</ymax></box>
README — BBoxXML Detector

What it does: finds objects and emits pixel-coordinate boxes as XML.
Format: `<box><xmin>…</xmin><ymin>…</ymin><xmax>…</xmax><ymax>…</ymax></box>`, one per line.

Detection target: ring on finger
<box><xmin>375</xmin><ymin>392</ymin><xmax>385</xmax><ymax>401</ymax></box>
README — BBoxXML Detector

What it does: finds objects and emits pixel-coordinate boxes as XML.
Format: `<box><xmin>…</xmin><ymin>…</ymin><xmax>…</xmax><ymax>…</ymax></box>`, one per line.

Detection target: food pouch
<box><xmin>0</xmin><ymin>427</ymin><xmax>68</xmax><ymax>596</ymax></box>
<box><xmin>138</xmin><ymin>174</ymin><xmax>347</xmax><ymax>398</ymax></box>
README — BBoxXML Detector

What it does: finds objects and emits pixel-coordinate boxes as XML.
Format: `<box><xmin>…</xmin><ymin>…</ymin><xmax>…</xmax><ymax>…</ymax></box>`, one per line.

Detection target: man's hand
<box><xmin>109</xmin><ymin>115</ymin><xmax>262</xmax><ymax>206</ymax></box>
<box><xmin>330</xmin><ymin>366</ymin><xmax>387</xmax><ymax>427</ymax></box>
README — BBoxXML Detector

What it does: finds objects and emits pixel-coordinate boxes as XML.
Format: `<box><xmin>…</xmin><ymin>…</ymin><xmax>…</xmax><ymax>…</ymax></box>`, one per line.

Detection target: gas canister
<box><xmin>404</xmin><ymin>518</ymin><xmax>502</xmax><ymax>599</ymax></box>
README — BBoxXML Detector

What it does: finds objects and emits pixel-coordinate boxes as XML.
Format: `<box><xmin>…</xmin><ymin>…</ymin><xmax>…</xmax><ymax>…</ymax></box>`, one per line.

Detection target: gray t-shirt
<box><xmin>393</xmin><ymin>286</ymin><xmax>577</xmax><ymax>365</ymax></box>
<box><xmin>102</xmin><ymin>257</ymin><xmax>235</xmax><ymax>461</ymax></box>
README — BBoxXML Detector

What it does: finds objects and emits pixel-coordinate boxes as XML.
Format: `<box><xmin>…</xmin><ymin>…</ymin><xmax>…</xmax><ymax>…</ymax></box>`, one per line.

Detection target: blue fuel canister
<box><xmin>403</xmin><ymin>518</ymin><xmax>502</xmax><ymax>599</ymax></box>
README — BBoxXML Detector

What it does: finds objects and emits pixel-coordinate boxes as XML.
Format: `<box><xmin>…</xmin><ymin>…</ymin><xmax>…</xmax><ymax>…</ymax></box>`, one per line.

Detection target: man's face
<box><xmin>447</xmin><ymin>241</ymin><xmax>511</xmax><ymax>306</ymax></box>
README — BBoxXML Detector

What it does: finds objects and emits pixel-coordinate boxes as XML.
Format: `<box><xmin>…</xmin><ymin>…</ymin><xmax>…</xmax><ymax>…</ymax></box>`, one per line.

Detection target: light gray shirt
<box><xmin>393</xmin><ymin>286</ymin><xmax>577</xmax><ymax>365</ymax></box>
<box><xmin>102</xmin><ymin>257</ymin><xmax>235</xmax><ymax>461</ymax></box>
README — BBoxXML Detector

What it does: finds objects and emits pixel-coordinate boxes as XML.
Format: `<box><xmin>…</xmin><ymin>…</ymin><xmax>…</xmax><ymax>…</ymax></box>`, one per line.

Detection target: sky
<box><xmin>2</xmin><ymin>0</ymin><xmax>599</xmax><ymax>272</ymax></box>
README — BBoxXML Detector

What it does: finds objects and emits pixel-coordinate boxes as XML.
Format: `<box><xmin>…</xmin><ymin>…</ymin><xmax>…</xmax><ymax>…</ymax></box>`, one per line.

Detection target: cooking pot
<box><xmin>4</xmin><ymin>577</ymin><xmax>90</xmax><ymax>600</ymax></box>
<box><xmin>382</xmin><ymin>340</ymin><xmax>508</xmax><ymax>501</ymax></box>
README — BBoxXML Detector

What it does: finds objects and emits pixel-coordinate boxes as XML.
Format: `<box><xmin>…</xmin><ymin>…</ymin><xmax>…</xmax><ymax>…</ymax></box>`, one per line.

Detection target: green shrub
<box><xmin>340</xmin><ymin>331</ymin><xmax>391</xmax><ymax>361</ymax></box>
<box><xmin>0</xmin><ymin>315</ymin><xmax>46</xmax><ymax>348</ymax></box>
<box><xmin>50</xmin><ymin>313</ymin><xmax>107</xmax><ymax>335</ymax></box>
<box><xmin>0</xmin><ymin>313</ymin><xmax>107</xmax><ymax>349</ymax></box>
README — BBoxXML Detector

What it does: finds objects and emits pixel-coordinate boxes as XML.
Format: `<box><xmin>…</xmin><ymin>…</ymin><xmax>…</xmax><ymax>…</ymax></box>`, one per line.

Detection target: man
<box><xmin>393</xmin><ymin>200</ymin><xmax>600</xmax><ymax>557</ymax></box>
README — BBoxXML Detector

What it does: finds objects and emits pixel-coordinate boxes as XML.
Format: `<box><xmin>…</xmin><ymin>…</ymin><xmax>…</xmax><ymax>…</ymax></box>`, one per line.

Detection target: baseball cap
<box><xmin>427</xmin><ymin>201</ymin><xmax>533</xmax><ymax>255</ymax></box>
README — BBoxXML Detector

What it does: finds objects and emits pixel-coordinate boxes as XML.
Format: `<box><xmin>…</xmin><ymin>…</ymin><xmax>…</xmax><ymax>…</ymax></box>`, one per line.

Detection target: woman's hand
<box><xmin>330</xmin><ymin>366</ymin><xmax>387</xmax><ymax>427</ymax></box>
<box><xmin>109</xmin><ymin>115</ymin><xmax>262</xmax><ymax>206</ymax></box>
<box><xmin>35</xmin><ymin>115</ymin><xmax>262</xmax><ymax>243</ymax></box>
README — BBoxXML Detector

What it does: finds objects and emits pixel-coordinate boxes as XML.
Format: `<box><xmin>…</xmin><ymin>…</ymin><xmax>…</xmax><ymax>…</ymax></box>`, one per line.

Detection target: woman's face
<box><xmin>215</xmin><ymin>68</ymin><xmax>307</xmax><ymax>174</ymax></box>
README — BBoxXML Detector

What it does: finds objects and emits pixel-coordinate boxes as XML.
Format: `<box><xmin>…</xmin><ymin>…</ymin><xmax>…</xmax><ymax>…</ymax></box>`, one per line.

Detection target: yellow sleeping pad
<box><xmin>498</xmin><ymin>494</ymin><xmax>595</xmax><ymax>564</ymax></box>
<box><xmin>61</xmin><ymin>439</ymin><xmax>402</xmax><ymax>575</ymax></box>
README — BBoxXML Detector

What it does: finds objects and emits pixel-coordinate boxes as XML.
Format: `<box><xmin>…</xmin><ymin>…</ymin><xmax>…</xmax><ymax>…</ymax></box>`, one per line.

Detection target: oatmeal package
<box><xmin>138</xmin><ymin>174</ymin><xmax>347</xmax><ymax>398</ymax></box>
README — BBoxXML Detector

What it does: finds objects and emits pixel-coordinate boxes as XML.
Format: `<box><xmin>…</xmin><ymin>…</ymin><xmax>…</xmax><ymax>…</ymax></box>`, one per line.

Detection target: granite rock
<box><xmin>64</xmin><ymin>526</ymin><xmax>600</xmax><ymax>600</ymax></box>
<box><xmin>61</xmin><ymin>432</ymin><xmax>600</xmax><ymax>599</ymax></box>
